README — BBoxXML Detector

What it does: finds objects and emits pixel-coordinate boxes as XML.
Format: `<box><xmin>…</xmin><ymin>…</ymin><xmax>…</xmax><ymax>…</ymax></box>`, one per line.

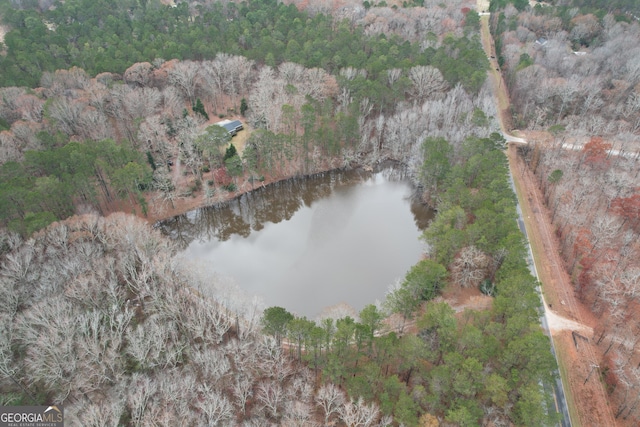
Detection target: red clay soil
<box><xmin>508</xmin><ymin>144</ymin><xmax>618</xmax><ymax>427</ymax></box>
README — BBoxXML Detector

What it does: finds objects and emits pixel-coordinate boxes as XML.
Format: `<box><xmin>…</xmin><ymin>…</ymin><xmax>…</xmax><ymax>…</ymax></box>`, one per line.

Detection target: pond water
<box><xmin>158</xmin><ymin>167</ymin><xmax>434</xmax><ymax>319</ymax></box>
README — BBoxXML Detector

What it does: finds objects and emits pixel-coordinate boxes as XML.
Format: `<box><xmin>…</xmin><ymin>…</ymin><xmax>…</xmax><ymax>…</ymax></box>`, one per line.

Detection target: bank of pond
<box><xmin>158</xmin><ymin>165</ymin><xmax>434</xmax><ymax>318</ymax></box>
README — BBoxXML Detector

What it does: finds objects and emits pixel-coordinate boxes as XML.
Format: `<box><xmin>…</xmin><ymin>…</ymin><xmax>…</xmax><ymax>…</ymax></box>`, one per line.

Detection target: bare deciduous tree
<box><xmin>124</xmin><ymin>62</ymin><xmax>154</xmax><ymax>88</ymax></box>
<box><xmin>0</xmin><ymin>87</ymin><xmax>26</xmax><ymax>125</ymax></box>
<box><xmin>257</xmin><ymin>380</ymin><xmax>285</xmax><ymax>418</ymax></box>
<box><xmin>315</xmin><ymin>383</ymin><xmax>345</xmax><ymax>425</ymax></box>
<box><xmin>451</xmin><ymin>246</ymin><xmax>490</xmax><ymax>289</ymax></box>
<box><xmin>125</xmin><ymin>316</ymin><xmax>184</xmax><ymax>371</ymax></box>
<box><xmin>0</xmin><ymin>131</ymin><xmax>22</xmax><ymax>163</ymax></box>
<box><xmin>138</xmin><ymin>115</ymin><xmax>172</xmax><ymax>159</ymax></box>
<box><xmin>282</xmin><ymin>401</ymin><xmax>317</xmax><ymax>427</ymax></box>
<box><xmin>17</xmin><ymin>296</ymin><xmax>78</xmax><ymax>401</ymax></box>
<box><xmin>73</xmin><ymin>396</ymin><xmax>125</xmax><ymax>427</ymax></box>
<box><xmin>127</xmin><ymin>374</ymin><xmax>157</xmax><ymax>427</ymax></box>
<box><xmin>339</xmin><ymin>397</ymin><xmax>380</xmax><ymax>427</ymax></box>
<box><xmin>168</xmin><ymin>60</ymin><xmax>200</xmax><ymax>105</ymax></box>
<box><xmin>303</xmin><ymin>68</ymin><xmax>337</xmax><ymax>101</ymax></box>
<box><xmin>191</xmin><ymin>347</ymin><xmax>230</xmax><ymax>381</ymax></box>
<box><xmin>196</xmin><ymin>384</ymin><xmax>234</xmax><ymax>426</ymax></box>
<box><xmin>279</xmin><ymin>62</ymin><xmax>306</xmax><ymax>84</ymax></box>
<box><xmin>408</xmin><ymin>65</ymin><xmax>448</xmax><ymax>103</ymax></box>
<box><xmin>232</xmin><ymin>373</ymin><xmax>253</xmax><ymax>414</ymax></box>
<box><xmin>14</xmin><ymin>94</ymin><xmax>44</xmax><ymax>122</ymax></box>
<box><xmin>620</xmin><ymin>268</ymin><xmax>640</xmax><ymax>301</ymax></box>
<box><xmin>387</xmin><ymin>68</ymin><xmax>402</xmax><ymax>86</ymax></box>
<box><xmin>47</xmin><ymin>97</ymin><xmax>84</xmax><ymax>136</ymax></box>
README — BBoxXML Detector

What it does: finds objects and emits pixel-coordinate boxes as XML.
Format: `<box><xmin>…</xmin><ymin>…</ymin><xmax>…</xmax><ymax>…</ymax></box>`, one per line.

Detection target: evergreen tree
<box><xmin>223</xmin><ymin>143</ymin><xmax>238</xmax><ymax>161</ymax></box>
<box><xmin>240</xmin><ymin>98</ymin><xmax>248</xmax><ymax>116</ymax></box>
<box><xmin>146</xmin><ymin>151</ymin><xmax>157</xmax><ymax>170</ymax></box>
<box><xmin>192</xmin><ymin>98</ymin><xmax>209</xmax><ymax>120</ymax></box>
<box><xmin>261</xmin><ymin>306</ymin><xmax>294</xmax><ymax>346</ymax></box>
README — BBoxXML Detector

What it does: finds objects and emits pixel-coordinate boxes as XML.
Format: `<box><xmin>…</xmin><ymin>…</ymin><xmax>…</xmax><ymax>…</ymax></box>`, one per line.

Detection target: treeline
<box><xmin>0</xmin><ymin>0</ymin><xmax>484</xmax><ymax>92</ymax></box>
<box><xmin>0</xmin><ymin>138</ymin><xmax>151</xmax><ymax>235</ymax></box>
<box><xmin>261</xmin><ymin>133</ymin><xmax>560</xmax><ymax>426</ymax></box>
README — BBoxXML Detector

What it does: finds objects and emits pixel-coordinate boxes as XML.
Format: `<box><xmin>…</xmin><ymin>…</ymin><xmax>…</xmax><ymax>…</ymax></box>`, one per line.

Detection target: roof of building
<box><xmin>215</xmin><ymin>119</ymin><xmax>243</xmax><ymax>134</ymax></box>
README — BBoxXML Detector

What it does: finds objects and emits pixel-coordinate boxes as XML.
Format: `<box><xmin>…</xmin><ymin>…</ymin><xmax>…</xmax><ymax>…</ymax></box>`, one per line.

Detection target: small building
<box><xmin>215</xmin><ymin>119</ymin><xmax>243</xmax><ymax>136</ymax></box>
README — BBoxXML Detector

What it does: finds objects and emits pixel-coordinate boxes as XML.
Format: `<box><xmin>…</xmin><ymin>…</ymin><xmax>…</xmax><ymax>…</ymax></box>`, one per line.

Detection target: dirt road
<box><xmin>476</xmin><ymin>8</ymin><xmax>617</xmax><ymax>426</ymax></box>
<box><xmin>509</xmin><ymin>146</ymin><xmax>615</xmax><ymax>427</ymax></box>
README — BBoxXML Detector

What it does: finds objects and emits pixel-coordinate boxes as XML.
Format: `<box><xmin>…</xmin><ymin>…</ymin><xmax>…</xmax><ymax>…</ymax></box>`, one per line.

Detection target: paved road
<box><xmin>510</xmin><ymin>172</ymin><xmax>572</xmax><ymax>427</ymax></box>
<box><xmin>475</xmin><ymin>6</ymin><xmax>573</xmax><ymax>424</ymax></box>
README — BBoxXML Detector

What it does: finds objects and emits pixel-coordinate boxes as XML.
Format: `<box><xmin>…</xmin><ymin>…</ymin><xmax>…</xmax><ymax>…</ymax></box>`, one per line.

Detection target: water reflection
<box><xmin>158</xmin><ymin>167</ymin><xmax>434</xmax><ymax>318</ymax></box>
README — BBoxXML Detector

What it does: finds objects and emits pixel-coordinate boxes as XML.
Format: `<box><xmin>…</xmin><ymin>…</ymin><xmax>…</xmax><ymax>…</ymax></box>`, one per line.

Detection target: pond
<box><xmin>158</xmin><ymin>167</ymin><xmax>434</xmax><ymax>319</ymax></box>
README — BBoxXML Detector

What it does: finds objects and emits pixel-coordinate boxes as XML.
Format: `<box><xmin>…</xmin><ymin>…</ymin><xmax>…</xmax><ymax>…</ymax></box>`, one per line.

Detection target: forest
<box><xmin>0</xmin><ymin>0</ymin><xmax>577</xmax><ymax>425</ymax></box>
<box><xmin>491</xmin><ymin>0</ymin><xmax>640</xmax><ymax>425</ymax></box>
<box><xmin>0</xmin><ymin>0</ymin><xmax>486</xmax><ymax>91</ymax></box>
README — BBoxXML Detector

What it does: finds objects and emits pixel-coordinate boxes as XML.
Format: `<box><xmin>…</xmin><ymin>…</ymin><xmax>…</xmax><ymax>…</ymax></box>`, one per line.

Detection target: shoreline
<box><xmin>145</xmin><ymin>158</ymin><xmax>417</xmax><ymax>226</ymax></box>
<box><xmin>144</xmin><ymin>166</ymin><xmax>353</xmax><ymax>226</ymax></box>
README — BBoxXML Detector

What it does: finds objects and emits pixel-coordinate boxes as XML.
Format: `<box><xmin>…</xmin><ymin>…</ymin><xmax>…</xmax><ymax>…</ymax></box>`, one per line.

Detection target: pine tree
<box><xmin>240</xmin><ymin>98</ymin><xmax>248</xmax><ymax>116</ymax></box>
<box><xmin>192</xmin><ymin>98</ymin><xmax>209</xmax><ymax>120</ymax></box>
<box><xmin>223</xmin><ymin>143</ymin><xmax>237</xmax><ymax>161</ymax></box>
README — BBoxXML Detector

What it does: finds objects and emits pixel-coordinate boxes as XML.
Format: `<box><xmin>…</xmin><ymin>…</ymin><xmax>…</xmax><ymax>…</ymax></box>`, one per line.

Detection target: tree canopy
<box><xmin>0</xmin><ymin>0</ymin><xmax>486</xmax><ymax>96</ymax></box>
